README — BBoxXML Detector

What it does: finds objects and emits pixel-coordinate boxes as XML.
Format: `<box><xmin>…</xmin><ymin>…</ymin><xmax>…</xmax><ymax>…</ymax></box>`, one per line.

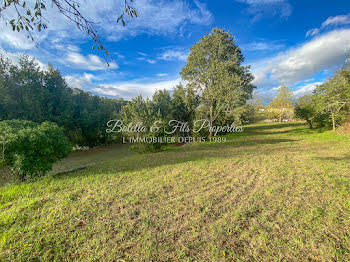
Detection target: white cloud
<box><xmin>188</xmin><ymin>0</ymin><xmax>213</xmax><ymax>25</ymax></box>
<box><xmin>135</xmin><ymin>52</ymin><xmax>157</xmax><ymax>64</ymax></box>
<box><xmin>238</xmin><ymin>0</ymin><xmax>286</xmax><ymax>3</ymax></box>
<box><xmin>137</xmin><ymin>52</ymin><xmax>147</xmax><ymax>56</ymax></box>
<box><xmin>157</xmin><ymin>73</ymin><xmax>168</xmax><ymax>77</ymax></box>
<box><xmin>95</xmin><ymin>78</ymin><xmax>181</xmax><ymax>100</ymax></box>
<box><xmin>235</xmin><ymin>0</ymin><xmax>292</xmax><ymax>21</ymax></box>
<box><xmin>66</xmin><ymin>45</ymin><xmax>81</xmax><ymax>52</ymax></box>
<box><xmin>252</xmin><ymin>29</ymin><xmax>350</xmax><ymax>88</ymax></box>
<box><xmin>322</xmin><ymin>14</ymin><xmax>350</xmax><ymax>27</ymax></box>
<box><xmin>0</xmin><ymin>0</ymin><xmax>82</xmax><ymax>50</ymax></box>
<box><xmin>65</xmin><ymin>72</ymin><xmax>181</xmax><ymax>100</ymax></box>
<box><xmin>146</xmin><ymin>59</ymin><xmax>157</xmax><ymax>64</ymax></box>
<box><xmin>64</xmin><ymin>51</ymin><xmax>118</xmax><ymax>70</ymax></box>
<box><xmin>306</xmin><ymin>13</ymin><xmax>350</xmax><ymax>37</ymax></box>
<box><xmin>304</xmin><ymin>78</ymin><xmax>315</xmax><ymax>83</ymax></box>
<box><xmin>137</xmin><ymin>57</ymin><xmax>157</xmax><ymax>64</ymax></box>
<box><xmin>305</xmin><ymin>28</ymin><xmax>320</xmax><ymax>37</ymax></box>
<box><xmin>0</xmin><ymin>49</ymin><xmax>48</xmax><ymax>71</ymax></box>
<box><xmin>77</xmin><ymin>0</ymin><xmax>213</xmax><ymax>41</ymax></box>
<box><xmin>0</xmin><ymin>27</ymin><xmax>38</xmax><ymax>50</ymax></box>
<box><xmin>113</xmin><ymin>52</ymin><xmax>125</xmax><ymax>59</ymax></box>
<box><xmin>293</xmin><ymin>82</ymin><xmax>322</xmax><ymax>97</ymax></box>
<box><xmin>65</xmin><ymin>73</ymin><xmax>97</xmax><ymax>92</ymax></box>
<box><xmin>242</xmin><ymin>41</ymin><xmax>284</xmax><ymax>51</ymax></box>
<box><xmin>0</xmin><ymin>0</ymin><xmax>213</xmax><ymax>50</ymax></box>
<box><xmin>82</xmin><ymin>73</ymin><xmax>95</xmax><ymax>82</ymax></box>
<box><xmin>158</xmin><ymin>49</ymin><xmax>188</xmax><ymax>61</ymax></box>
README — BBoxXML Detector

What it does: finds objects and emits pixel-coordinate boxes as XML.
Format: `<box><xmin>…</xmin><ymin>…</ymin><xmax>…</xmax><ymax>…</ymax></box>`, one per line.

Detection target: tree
<box><xmin>120</xmin><ymin>95</ymin><xmax>169</xmax><ymax>152</ymax></box>
<box><xmin>1</xmin><ymin>120</ymin><xmax>71</xmax><ymax>180</ymax></box>
<box><xmin>0</xmin><ymin>55</ymin><xmax>124</xmax><ymax>146</ymax></box>
<box><xmin>0</xmin><ymin>120</ymin><xmax>37</xmax><ymax>164</ymax></box>
<box><xmin>151</xmin><ymin>89</ymin><xmax>172</xmax><ymax>120</ymax></box>
<box><xmin>295</xmin><ymin>94</ymin><xmax>316</xmax><ymax>128</ymax></box>
<box><xmin>0</xmin><ymin>56</ymin><xmax>11</xmax><ymax>120</ymax></box>
<box><xmin>268</xmin><ymin>85</ymin><xmax>294</xmax><ymax>122</ymax></box>
<box><xmin>180</xmin><ymin>28</ymin><xmax>255</xmax><ymax>137</ymax></box>
<box><xmin>171</xmin><ymin>83</ymin><xmax>199</xmax><ymax>135</ymax></box>
<box><xmin>0</xmin><ymin>0</ymin><xmax>138</xmax><ymax>63</ymax></box>
<box><xmin>313</xmin><ymin>64</ymin><xmax>350</xmax><ymax>131</ymax></box>
<box><xmin>171</xmin><ymin>84</ymin><xmax>188</xmax><ymax>123</ymax></box>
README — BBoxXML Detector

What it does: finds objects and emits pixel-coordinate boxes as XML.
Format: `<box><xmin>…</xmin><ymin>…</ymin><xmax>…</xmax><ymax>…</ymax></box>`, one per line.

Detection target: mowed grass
<box><xmin>1</xmin><ymin>122</ymin><xmax>350</xmax><ymax>261</ymax></box>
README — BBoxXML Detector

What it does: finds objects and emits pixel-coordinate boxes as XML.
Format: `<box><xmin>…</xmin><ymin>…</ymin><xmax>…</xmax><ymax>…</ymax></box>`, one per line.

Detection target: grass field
<box><xmin>1</xmin><ymin>122</ymin><xmax>350</xmax><ymax>261</ymax></box>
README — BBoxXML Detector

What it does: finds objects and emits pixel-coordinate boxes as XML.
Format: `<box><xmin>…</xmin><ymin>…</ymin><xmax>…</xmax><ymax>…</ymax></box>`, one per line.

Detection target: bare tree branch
<box><xmin>0</xmin><ymin>0</ymin><xmax>138</xmax><ymax>65</ymax></box>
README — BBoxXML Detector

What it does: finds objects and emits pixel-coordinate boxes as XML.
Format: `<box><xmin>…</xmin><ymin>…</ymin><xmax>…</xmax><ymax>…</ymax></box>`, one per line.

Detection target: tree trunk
<box><xmin>331</xmin><ymin>112</ymin><xmax>336</xmax><ymax>131</ymax></box>
<box><xmin>1</xmin><ymin>144</ymin><xmax>5</xmax><ymax>164</ymax></box>
<box><xmin>279</xmin><ymin>108</ymin><xmax>285</xmax><ymax>123</ymax></box>
<box><xmin>306</xmin><ymin>119</ymin><xmax>313</xmax><ymax>129</ymax></box>
<box><xmin>209</xmin><ymin>105</ymin><xmax>213</xmax><ymax>138</ymax></box>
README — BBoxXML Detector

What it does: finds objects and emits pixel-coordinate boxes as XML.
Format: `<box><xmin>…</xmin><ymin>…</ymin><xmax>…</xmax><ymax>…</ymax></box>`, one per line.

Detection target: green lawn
<box><xmin>1</xmin><ymin>122</ymin><xmax>350</xmax><ymax>261</ymax></box>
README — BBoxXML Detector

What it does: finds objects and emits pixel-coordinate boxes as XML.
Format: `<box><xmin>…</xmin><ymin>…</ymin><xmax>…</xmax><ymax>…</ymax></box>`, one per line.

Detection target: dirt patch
<box><xmin>337</xmin><ymin>121</ymin><xmax>350</xmax><ymax>134</ymax></box>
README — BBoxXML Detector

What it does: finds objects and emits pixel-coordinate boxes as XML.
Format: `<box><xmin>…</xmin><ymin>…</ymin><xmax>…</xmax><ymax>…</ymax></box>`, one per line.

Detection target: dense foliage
<box><xmin>180</xmin><ymin>28</ymin><xmax>255</xmax><ymax>137</ymax></box>
<box><xmin>118</xmin><ymin>86</ymin><xmax>199</xmax><ymax>151</ymax></box>
<box><xmin>0</xmin><ymin>120</ymin><xmax>71</xmax><ymax>180</ymax></box>
<box><xmin>115</xmin><ymin>28</ymin><xmax>256</xmax><ymax>150</ymax></box>
<box><xmin>295</xmin><ymin>63</ymin><xmax>350</xmax><ymax>130</ymax></box>
<box><xmin>0</xmin><ymin>55</ymin><xmax>126</xmax><ymax>146</ymax></box>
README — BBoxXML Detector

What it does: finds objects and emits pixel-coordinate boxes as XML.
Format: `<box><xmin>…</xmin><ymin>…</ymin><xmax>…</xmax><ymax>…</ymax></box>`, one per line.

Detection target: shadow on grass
<box><xmin>53</xmin><ymin>167</ymin><xmax>89</xmax><ymax>176</ymax></box>
<box><xmin>315</xmin><ymin>155</ymin><xmax>350</xmax><ymax>161</ymax></box>
<box><xmin>241</xmin><ymin>123</ymin><xmax>310</xmax><ymax>136</ymax></box>
<box><xmin>1</xmin><ymin>122</ymin><xmax>303</xmax><ymax>186</ymax></box>
<box><xmin>248</xmin><ymin>122</ymin><xmax>305</xmax><ymax>130</ymax></box>
<box><xmin>51</xmin><ymin>137</ymin><xmax>299</xmax><ymax>182</ymax></box>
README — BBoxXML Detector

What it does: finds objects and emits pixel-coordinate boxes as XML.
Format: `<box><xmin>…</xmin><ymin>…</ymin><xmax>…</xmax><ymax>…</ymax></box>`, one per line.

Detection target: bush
<box><xmin>129</xmin><ymin>120</ymin><xmax>170</xmax><ymax>153</ymax></box>
<box><xmin>1</xmin><ymin>120</ymin><xmax>72</xmax><ymax>180</ymax></box>
<box><xmin>0</xmin><ymin>120</ymin><xmax>37</xmax><ymax>164</ymax></box>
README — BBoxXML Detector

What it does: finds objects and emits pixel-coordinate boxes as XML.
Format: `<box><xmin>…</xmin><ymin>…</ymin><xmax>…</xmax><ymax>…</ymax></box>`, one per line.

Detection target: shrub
<box><xmin>1</xmin><ymin>120</ymin><xmax>72</xmax><ymax>180</ymax></box>
<box><xmin>0</xmin><ymin>120</ymin><xmax>37</xmax><ymax>165</ymax></box>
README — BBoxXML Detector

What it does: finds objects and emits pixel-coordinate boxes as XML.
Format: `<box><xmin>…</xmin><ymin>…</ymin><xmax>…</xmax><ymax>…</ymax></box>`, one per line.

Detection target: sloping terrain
<box><xmin>1</xmin><ymin>123</ymin><xmax>349</xmax><ymax>261</ymax></box>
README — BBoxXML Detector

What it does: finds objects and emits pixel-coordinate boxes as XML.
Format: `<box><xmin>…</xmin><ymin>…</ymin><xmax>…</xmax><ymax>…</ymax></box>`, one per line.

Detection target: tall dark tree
<box><xmin>180</xmin><ymin>28</ymin><xmax>255</xmax><ymax>137</ymax></box>
<box><xmin>171</xmin><ymin>83</ymin><xmax>199</xmax><ymax>135</ymax></box>
<box><xmin>152</xmin><ymin>89</ymin><xmax>172</xmax><ymax>120</ymax></box>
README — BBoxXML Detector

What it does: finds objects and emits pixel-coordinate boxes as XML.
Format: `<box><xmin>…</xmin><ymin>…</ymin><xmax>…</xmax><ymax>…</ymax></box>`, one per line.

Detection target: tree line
<box><xmin>0</xmin><ymin>28</ymin><xmax>257</xmax><ymax>178</ymax></box>
<box><xmin>249</xmin><ymin>64</ymin><xmax>350</xmax><ymax>130</ymax></box>
<box><xmin>118</xmin><ymin>28</ymin><xmax>256</xmax><ymax>151</ymax></box>
<box><xmin>1</xmin><ymin>27</ymin><xmax>348</xmax><ymax>180</ymax></box>
<box><xmin>295</xmin><ymin>63</ymin><xmax>350</xmax><ymax>130</ymax></box>
<box><xmin>0</xmin><ymin>55</ymin><xmax>126</xmax><ymax>146</ymax></box>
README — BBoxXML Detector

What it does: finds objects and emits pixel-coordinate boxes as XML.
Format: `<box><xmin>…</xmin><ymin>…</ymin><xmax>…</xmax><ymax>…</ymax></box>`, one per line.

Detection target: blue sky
<box><xmin>1</xmin><ymin>0</ymin><xmax>350</xmax><ymax>100</ymax></box>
